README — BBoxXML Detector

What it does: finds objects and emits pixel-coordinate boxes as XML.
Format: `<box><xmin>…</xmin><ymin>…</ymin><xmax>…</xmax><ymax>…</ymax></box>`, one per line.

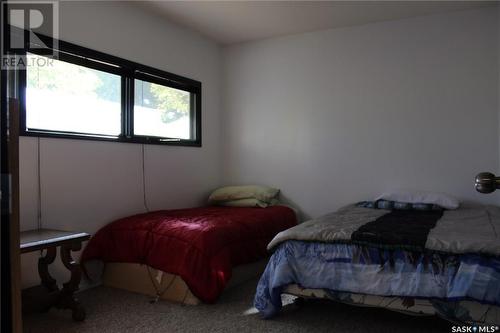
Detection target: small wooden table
<box><xmin>20</xmin><ymin>228</ymin><xmax>91</xmax><ymax>321</ymax></box>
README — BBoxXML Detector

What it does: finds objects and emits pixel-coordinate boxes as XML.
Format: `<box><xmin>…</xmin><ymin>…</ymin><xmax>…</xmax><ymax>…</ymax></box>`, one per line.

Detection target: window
<box><xmin>18</xmin><ymin>32</ymin><xmax>201</xmax><ymax>146</ymax></box>
<box><xmin>26</xmin><ymin>53</ymin><xmax>122</xmax><ymax>136</ymax></box>
<box><xmin>134</xmin><ymin>78</ymin><xmax>192</xmax><ymax>140</ymax></box>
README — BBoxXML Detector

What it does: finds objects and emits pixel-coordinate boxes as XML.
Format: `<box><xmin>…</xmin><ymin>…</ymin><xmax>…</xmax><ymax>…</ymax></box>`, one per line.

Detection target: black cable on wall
<box><xmin>142</xmin><ymin>144</ymin><xmax>150</xmax><ymax>212</ymax></box>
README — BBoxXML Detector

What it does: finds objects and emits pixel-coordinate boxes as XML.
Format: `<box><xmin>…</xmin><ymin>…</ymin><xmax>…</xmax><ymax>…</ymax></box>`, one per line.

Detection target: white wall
<box><xmin>223</xmin><ymin>8</ymin><xmax>499</xmax><ymax>220</ymax></box>
<box><xmin>20</xmin><ymin>1</ymin><xmax>223</xmax><ymax>288</ymax></box>
<box><xmin>498</xmin><ymin>5</ymin><xmax>500</xmax><ymax>171</ymax></box>
<box><xmin>20</xmin><ymin>5</ymin><xmax>500</xmax><ymax>288</ymax></box>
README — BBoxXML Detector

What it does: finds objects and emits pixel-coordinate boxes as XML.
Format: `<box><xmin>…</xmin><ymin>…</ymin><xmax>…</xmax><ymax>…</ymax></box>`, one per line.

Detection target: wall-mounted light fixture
<box><xmin>475</xmin><ymin>172</ymin><xmax>500</xmax><ymax>193</ymax></box>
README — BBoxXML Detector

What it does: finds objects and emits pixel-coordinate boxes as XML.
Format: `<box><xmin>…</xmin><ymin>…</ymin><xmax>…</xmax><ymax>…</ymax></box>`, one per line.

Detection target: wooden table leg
<box><xmin>38</xmin><ymin>247</ymin><xmax>58</xmax><ymax>292</ymax></box>
<box><xmin>59</xmin><ymin>242</ymin><xmax>86</xmax><ymax>321</ymax></box>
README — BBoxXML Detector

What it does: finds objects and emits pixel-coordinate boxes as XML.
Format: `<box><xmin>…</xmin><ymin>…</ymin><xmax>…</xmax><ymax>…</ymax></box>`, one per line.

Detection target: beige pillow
<box><xmin>216</xmin><ymin>198</ymin><xmax>281</xmax><ymax>208</ymax></box>
<box><xmin>208</xmin><ymin>185</ymin><xmax>280</xmax><ymax>204</ymax></box>
<box><xmin>217</xmin><ymin>198</ymin><xmax>269</xmax><ymax>208</ymax></box>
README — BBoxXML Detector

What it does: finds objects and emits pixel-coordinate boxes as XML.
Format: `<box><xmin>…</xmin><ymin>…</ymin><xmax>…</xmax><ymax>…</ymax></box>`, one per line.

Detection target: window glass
<box><xmin>26</xmin><ymin>53</ymin><xmax>121</xmax><ymax>136</ymax></box>
<box><xmin>134</xmin><ymin>79</ymin><xmax>191</xmax><ymax>140</ymax></box>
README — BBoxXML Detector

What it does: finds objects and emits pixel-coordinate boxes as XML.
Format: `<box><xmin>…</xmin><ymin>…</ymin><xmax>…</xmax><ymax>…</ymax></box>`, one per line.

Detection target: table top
<box><xmin>20</xmin><ymin>229</ymin><xmax>91</xmax><ymax>253</ymax></box>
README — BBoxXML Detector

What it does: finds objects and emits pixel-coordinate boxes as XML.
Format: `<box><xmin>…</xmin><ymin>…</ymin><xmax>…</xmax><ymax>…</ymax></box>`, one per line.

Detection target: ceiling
<box><xmin>141</xmin><ymin>1</ymin><xmax>496</xmax><ymax>45</ymax></box>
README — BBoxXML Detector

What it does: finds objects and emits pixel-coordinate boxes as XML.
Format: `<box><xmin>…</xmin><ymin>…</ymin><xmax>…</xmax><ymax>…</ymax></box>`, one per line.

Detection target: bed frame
<box><xmin>283</xmin><ymin>284</ymin><xmax>500</xmax><ymax>325</ymax></box>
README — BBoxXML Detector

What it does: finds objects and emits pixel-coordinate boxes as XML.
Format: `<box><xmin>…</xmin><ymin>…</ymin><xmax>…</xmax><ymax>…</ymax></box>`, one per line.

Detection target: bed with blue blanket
<box><xmin>254</xmin><ymin>201</ymin><xmax>500</xmax><ymax>324</ymax></box>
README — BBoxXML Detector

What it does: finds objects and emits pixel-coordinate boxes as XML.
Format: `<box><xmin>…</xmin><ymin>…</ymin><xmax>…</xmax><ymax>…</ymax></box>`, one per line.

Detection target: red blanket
<box><xmin>81</xmin><ymin>206</ymin><xmax>296</xmax><ymax>303</ymax></box>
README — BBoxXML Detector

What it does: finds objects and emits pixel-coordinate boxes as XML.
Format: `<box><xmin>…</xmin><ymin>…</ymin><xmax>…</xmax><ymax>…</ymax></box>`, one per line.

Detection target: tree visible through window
<box><xmin>134</xmin><ymin>79</ymin><xmax>191</xmax><ymax>139</ymax></box>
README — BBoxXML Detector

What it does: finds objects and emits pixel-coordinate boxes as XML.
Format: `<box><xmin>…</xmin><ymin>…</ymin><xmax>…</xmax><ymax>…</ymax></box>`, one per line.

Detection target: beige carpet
<box><xmin>23</xmin><ymin>278</ymin><xmax>450</xmax><ymax>333</ymax></box>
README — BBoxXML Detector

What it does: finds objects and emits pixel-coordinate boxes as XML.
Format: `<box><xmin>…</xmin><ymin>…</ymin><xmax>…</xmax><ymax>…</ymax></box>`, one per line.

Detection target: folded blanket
<box><xmin>267</xmin><ymin>203</ymin><xmax>500</xmax><ymax>257</ymax></box>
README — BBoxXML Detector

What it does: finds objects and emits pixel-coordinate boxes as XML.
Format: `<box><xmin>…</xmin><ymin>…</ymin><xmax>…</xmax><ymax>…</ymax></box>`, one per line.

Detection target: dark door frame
<box><xmin>0</xmin><ymin>47</ymin><xmax>14</xmax><ymax>333</ymax></box>
<box><xmin>1</xmin><ymin>0</ymin><xmax>22</xmax><ymax>330</ymax></box>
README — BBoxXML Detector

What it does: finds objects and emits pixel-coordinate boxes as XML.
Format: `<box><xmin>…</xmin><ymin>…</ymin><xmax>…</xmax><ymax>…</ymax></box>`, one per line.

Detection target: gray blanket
<box><xmin>267</xmin><ymin>203</ymin><xmax>500</xmax><ymax>256</ymax></box>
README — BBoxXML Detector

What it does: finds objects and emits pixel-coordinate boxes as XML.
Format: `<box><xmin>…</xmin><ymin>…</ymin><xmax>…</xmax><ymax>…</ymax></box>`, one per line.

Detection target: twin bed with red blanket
<box><xmin>81</xmin><ymin>205</ymin><xmax>296</xmax><ymax>303</ymax></box>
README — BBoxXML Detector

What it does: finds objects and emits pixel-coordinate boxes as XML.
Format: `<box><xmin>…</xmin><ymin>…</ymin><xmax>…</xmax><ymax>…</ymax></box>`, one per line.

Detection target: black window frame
<box><xmin>16</xmin><ymin>29</ymin><xmax>202</xmax><ymax>147</ymax></box>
